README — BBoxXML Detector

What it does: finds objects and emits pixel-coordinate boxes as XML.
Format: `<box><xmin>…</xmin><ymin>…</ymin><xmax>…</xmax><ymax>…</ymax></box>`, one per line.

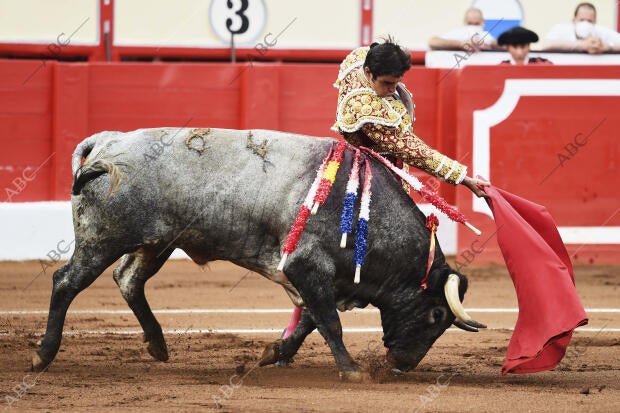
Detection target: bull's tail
<box><xmin>71</xmin><ymin>136</ymin><xmax>124</xmax><ymax>196</ymax></box>
<box><xmin>72</xmin><ymin>159</ymin><xmax>125</xmax><ymax>196</ymax></box>
<box><xmin>71</xmin><ymin>135</ymin><xmax>99</xmax><ymax>175</ymax></box>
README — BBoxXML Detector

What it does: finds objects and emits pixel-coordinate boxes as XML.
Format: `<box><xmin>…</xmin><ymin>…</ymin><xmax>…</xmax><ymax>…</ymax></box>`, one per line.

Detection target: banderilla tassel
<box><xmin>353</xmin><ymin>158</ymin><xmax>372</xmax><ymax>284</ymax></box>
<box><xmin>339</xmin><ymin>149</ymin><xmax>362</xmax><ymax>248</ymax></box>
<box><xmin>420</xmin><ymin>213</ymin><xmax>439</xmax><ymax>290</ymax></box>
<box><xmin>278</xmin><ymin>145</ymin><xmax>334</xmax><ymax>271</ymax></box>
<box><xmin>311</xmin><ymin>140</ymin><xmax>347</xmax><ymax>214</ymax></box>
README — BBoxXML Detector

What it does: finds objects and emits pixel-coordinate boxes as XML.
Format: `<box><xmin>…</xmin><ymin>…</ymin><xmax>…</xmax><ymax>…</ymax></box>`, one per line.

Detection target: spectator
<box><xmin>498</xmin><ymin>26</ymin><xmax>552</xmax><ymax>65</ymax></box>
<box><xmin>542</xmin><ymin>2</ymin><xmax>620</xmax><ymax>54</ymax></box>
<box><xmin>429</xmin><ymin>7</ymin><xmax>498</xmax><ymax>51</ymax></box>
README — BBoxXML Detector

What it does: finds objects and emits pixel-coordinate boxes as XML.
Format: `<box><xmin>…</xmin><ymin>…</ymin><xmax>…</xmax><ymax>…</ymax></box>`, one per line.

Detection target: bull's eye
<box><xmin>429</xmin><ymin>307</ymin><xmax>447</xmax><ymax>324</ymax></box>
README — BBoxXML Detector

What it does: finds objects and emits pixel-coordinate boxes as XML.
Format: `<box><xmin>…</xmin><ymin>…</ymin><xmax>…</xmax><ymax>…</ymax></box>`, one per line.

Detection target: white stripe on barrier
<box><xmin>1</xmin><ymin>308</ymin><xmax>620</xmax><ymax>315</ymax></box>
<box><xmin>1</xmin><ymin>326</ymin><xmax>619</xmax><ymax>337</ymax></box>
<box><xmin>467</xmin><ymin>308</ymin><xmax>620</xmax><ymax>313</ymax></box>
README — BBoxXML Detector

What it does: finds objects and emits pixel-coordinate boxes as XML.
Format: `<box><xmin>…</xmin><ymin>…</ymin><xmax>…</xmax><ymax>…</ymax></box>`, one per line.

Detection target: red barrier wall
<box><xmin>0</xmin><ymin>60</ymin><xmax>442</xmax><ymax>202</ymax></box>
<box><xmin>1</xmin><ymin>61</ymin><xmax>55</xmax><ymax>201</ymax></box>
<box><xmin>1</xmin><ymin>59</ymin><xmax>617</xmax><ymax>263</ymax></box>
<box><xmin>455</xmin><ymin>65</ymin><xmax>620</xmax><ymax>265</ymax></box>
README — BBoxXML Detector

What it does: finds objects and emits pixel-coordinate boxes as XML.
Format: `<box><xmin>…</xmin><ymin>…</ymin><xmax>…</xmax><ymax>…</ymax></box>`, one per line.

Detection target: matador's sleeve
<box><xmin>359</xmin><ymin>122</ymin><xmax>468</xmax><ymax>185</ymax></box>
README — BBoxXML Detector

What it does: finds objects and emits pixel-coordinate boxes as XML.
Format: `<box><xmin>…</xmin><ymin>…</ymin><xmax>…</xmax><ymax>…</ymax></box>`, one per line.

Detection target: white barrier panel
<box><xmin>426</xmin><ymin>50</ymin><xmax>620</xmax><ymax>68</ymax></box>
<box><xmin>0</xmin><ymin>201</ymin><xmax>458</xmax><ymax>261</ymax></box>
<box><xmin>0</xmin><ymin>202</ymin><xmax>75</xmax><ymax>261</ymax></box>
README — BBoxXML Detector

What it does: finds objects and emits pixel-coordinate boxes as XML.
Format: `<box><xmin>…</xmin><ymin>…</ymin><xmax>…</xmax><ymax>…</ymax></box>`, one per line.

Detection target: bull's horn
<box><xmin>453</xmin><ymin>319</ymin><xmax>479</xmax><ymax>332</ymax></box>
<box><xmin>444</xmin><ymin>274</ymin><xmax>487</xmax><ymax>329</ymax></box>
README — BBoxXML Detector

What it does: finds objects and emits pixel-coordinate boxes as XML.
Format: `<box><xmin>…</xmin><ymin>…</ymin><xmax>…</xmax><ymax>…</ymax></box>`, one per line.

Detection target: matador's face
<box><xmin>364</xmin><ymin>67</ymin><xmax>402</xmax><ymax>98</ymax></box>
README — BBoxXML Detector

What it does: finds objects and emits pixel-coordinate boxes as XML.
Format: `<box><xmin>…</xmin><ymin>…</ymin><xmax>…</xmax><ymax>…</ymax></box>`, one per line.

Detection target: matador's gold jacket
<box><xmin>332</xmin><ymin>47</ymin><xmax>467</xmax><ymax>185</ymax></box>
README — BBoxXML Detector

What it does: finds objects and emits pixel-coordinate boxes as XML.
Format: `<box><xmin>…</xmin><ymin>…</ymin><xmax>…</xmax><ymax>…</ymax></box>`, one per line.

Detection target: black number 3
<box><xmin>226</xmin><ymin>0</ymin><xmax>250</xmax><ymax>34</ymax></box>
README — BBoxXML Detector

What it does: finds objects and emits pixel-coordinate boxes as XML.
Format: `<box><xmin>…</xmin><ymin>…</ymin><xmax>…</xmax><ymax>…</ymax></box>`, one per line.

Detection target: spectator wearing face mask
<box><xmin>428</xmin><ymin>7</ymin><xmax>498</xmax><ymax>51</ymax></box>
<box><xmin>542</xmin><ymin>2</ymin><xmax>620</xmax><ymax>54</ymax></box>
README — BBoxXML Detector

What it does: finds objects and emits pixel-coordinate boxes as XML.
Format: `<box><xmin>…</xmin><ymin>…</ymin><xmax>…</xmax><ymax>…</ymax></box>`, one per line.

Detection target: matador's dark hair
<box><xmin>363</xmin><ymin>36</ymin><xmax>411</xmax><ymax>79</ymax></box>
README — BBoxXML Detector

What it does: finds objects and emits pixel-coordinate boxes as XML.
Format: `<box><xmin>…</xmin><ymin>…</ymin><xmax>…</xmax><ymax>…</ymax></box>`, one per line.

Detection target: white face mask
<box><xmin>574</xmin><ymin>21</ymin><xmax>594</xmax><ymax>39</ymax></box>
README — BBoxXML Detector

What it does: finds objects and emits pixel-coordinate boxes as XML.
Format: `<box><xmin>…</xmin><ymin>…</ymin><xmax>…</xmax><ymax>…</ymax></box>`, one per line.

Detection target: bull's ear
<box><xmin>456</xmin><ymin>273</ymin><xmax>469</xmax><ymax>301</ymax></box>
<box><xmin>423</xmin><ymin>267</ymin><xmax>469</xmax><ymax>298</ymax></box>
<box><xmin>423</xmin><ymin>267</ymin><xmax>449</xmax><ymax>295</ymax></box>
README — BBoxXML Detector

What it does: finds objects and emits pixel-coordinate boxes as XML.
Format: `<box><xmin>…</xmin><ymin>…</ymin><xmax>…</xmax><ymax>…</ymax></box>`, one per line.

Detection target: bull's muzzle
<box><xmin>444</xmin><ymin>274</ymin><xmax>487</xmax><ymax>332</ymax></box>
<box><xmin>385</xmin><ymin>349</ymin><xmax>420</xmax><ymax>374</ymax></box>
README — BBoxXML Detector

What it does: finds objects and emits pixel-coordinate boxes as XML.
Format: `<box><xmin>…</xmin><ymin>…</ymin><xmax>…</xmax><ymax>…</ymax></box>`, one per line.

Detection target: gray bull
<box><xmin>32</xmin><ymin>127</ymin><xmax>485</xmax><ymax>381</ymax></box>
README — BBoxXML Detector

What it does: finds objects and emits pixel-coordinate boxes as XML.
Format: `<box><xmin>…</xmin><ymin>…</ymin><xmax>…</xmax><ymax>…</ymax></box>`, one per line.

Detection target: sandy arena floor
<box><xmin>0</xmin><ymin>259</ymin><xmax>618</xmax><ymax>412</ymax></box>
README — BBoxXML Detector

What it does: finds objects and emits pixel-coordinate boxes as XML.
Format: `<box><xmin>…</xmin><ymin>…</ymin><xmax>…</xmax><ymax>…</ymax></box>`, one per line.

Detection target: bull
<box><xmin>32</xmin><ymin>127</ymin><xmax>485</xmax><ymax>381</ymax></box>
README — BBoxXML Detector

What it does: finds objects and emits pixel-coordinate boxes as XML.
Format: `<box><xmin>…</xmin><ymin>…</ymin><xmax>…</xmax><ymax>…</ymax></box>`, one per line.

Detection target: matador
<box><xmin>332</xmin><ymin>39</ymin><xmax>487</xmax><ymax>195</ymax></box>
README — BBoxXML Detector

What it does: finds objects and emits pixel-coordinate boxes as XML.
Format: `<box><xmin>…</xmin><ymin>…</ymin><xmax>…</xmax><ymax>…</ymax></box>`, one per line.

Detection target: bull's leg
<box><xmin>277</xmin><ymin>256</ymin><xmax>366</xmax><ymax>381</ymax></box>
<box><xmin>32</xmin><ymin>247</ymin><xmax>123</xmax><ymax>371</ymax></box>
<box><xmin>305</xmin><ymin>297</ymin><xmax>366</xmax><ymax>381</ymax></box>
<box><xmin>260</xmin><ymin>308</ymin><xmax>316</xmax><ymax>366</ymax></box>
<box><xmin>113</xmin><ymin>247</ymin><xmax>174</xmax><ymax>361</ymax></box>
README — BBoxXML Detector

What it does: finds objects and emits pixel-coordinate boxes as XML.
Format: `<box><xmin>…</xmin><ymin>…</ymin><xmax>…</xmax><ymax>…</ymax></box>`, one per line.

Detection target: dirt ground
<box><xmin>0</xmin><ymin>260</ymin><xmax>618</xmax><ymax>413</ymax></box>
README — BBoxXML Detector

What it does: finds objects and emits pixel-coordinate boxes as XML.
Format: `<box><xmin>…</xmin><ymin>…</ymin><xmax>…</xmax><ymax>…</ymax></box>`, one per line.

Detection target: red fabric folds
<box><xmin>483</xmin><ymin>185</ymin><xmax>588</xmax><ymax>375</ymax></box>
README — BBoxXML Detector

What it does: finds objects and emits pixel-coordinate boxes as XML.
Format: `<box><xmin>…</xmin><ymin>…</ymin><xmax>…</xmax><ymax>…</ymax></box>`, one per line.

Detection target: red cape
<box><xmin>483</xmin><ymin>185</ymin><xmax>588</xmax><ymax>375</ymax></box>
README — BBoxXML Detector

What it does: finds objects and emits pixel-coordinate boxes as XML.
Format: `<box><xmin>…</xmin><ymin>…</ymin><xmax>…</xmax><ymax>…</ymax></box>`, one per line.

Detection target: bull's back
<box><xmin>74</xmin><ymin>128</ymin><xmax>337</xmax><ymax>256</ymax></box>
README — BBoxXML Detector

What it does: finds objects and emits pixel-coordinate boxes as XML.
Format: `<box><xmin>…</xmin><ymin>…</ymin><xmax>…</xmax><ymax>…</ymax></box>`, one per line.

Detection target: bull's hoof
<box><xmin>146</xmin><ymin>340</ymin><xmax>169</xmax><ymax>362</ymax></box>
<box><xmin>339</xmin><ymin>368</ymin><xmax>371</xmax><ymax>383</ymax></box>
<box><xmin>275</xmin><ymin>357</ymin><xmax>294</xmax><ymax>367</ymax></box>
<box><xmin>31</xmin><ymin>351</ymin><xmax>50</xmax><ymax>372</ymax></box>
<box><xmin>259</xmin><ymin>339</ymin><xmax>282</xmax><ymax>366</ymax></box>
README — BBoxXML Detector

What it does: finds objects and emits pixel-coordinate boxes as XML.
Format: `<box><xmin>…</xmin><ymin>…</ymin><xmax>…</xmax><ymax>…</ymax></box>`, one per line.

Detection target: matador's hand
<box><xmin>461</xmin><ymin>176</ymin><xmax>490</xmax><ymax>198</ymax></box>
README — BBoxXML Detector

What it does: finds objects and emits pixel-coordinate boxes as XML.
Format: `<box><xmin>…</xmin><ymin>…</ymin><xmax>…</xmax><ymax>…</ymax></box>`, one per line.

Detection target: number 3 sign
<box><xmin>209</xmin><ymin>0</ymin><xmax>268</xmax><ymax>45</ymax></box>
